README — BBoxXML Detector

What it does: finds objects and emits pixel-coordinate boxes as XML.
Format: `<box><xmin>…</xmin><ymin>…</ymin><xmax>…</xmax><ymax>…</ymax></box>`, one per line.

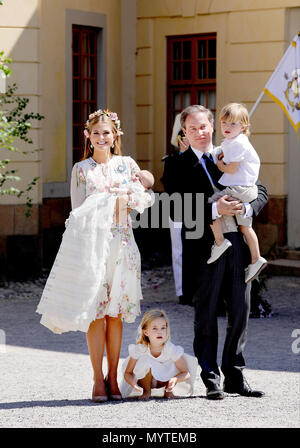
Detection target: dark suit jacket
<box><xmin>162</xmin><ymin>146</ymin><xmax>268</xmax><ymax>299</ymax></box>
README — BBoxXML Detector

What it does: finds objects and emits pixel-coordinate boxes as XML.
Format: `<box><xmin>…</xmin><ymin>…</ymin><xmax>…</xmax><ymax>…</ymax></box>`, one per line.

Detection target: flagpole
<box><xmin>249</xmin><ymin>91</ymin><xmax>265</xmax><ymax>118</ymax></box>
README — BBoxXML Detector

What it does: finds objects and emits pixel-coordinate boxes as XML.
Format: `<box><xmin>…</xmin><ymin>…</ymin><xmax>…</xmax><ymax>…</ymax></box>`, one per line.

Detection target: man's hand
<box><xmin>216</xmin><ymin>195</ymin><xmax>243</xmax><ymax>216</ymax></box>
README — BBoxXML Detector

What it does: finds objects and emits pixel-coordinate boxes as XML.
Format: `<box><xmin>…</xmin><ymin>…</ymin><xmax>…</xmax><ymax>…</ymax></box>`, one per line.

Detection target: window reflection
<box><xmin>182</xmin><ymin>92</ymin><xmax>191</xmax><ymax>108</ymax></box>
<box><xmin>173</xmin><ymin>42</ymin><xmax>181</xmax><ymax>60</ymax></box>
<box><xmin>198</xmin><ymin>61</ymin><xmax>206</xmax><ymax>79</ymax></box>
<box><xmin>208</xmin><ymin>91</ymin><xmax>216</xmax><ymax>110</ymax></box>
<box><xmin>198</xmin><ymin>41</ymin><xmax>206</xmax><ymax>58</ymax></box>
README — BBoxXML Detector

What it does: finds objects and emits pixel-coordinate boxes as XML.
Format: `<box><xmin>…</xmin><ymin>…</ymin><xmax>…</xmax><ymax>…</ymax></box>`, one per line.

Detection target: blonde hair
<box><xmin>219</xmin><ymin>103</ymin><xmax>250</xmax><ymax>136</ymax></box>
<box><xmin>136</xmin><ymin>309</ymin><xmax>170</xmax><ymax>346</ymax></box>
<box><xmin>82</xmin><ymin>114</ymin><xmax>122</xmax><ymax>161</ymax></box>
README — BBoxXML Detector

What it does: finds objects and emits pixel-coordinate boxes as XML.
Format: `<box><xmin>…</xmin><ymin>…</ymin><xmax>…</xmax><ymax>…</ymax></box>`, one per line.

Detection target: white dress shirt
<box><xmin>191</xmin><ymin>145</ymin><xmax>253</xmax><ymax>220</ymax></box>
<box><xmin>219</xmin><ymin>133</ymin><xmax>260</xmax><ymax>186</ymax></box>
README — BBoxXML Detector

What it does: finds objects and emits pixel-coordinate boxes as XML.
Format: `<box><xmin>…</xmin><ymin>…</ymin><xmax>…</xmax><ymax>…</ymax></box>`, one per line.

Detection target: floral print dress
<box><xmin>70</xmin><ymin>155</ymin><xmax>152</xmax><ymax>323</ymax></box>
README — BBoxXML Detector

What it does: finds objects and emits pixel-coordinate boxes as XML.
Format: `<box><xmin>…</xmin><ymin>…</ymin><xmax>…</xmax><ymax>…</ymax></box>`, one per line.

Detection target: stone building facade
<box><xmin>1</xmin><ymin>0</ymin><xmax>300</xmax><ymax>278</ymax></box>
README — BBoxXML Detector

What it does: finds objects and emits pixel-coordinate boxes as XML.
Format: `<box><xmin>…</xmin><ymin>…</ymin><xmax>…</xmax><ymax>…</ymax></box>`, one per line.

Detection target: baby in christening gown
<box><xmin>36</xmin><ymin>155</ymin><xmax>154</xmax><ymax>334</ymax></box>
<box><xmin>109</xmin><ymin>169</ymin><xmax>154</xmax><ymax>226</ymax></box>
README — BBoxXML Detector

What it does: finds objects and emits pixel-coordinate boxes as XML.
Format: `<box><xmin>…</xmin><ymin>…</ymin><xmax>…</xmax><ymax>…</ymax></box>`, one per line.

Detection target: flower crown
<box><xmin>84</xmin><ymin>109</ymin><xmax>124</xmax><ymax>136</ymax></box>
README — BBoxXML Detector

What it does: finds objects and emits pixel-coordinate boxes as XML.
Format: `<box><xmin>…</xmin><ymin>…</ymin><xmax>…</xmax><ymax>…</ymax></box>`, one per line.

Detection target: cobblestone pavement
<box><xmin>0</xmin><ymin>268</ymin><xmax>299</xmax><ymax>428</ymax></box>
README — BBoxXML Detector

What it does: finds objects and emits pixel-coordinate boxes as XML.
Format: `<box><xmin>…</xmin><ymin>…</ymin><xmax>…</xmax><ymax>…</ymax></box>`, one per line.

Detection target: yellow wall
<box><xmin>40</xmin><ymin>0</ymin><xmax>122</xmax><ymax>184</ymax></box>
<box><xmin>136</xmin><ymin>0</ymin><xmax>297</xmax><ymax>195</ymax></box>
<box><xmin>0</xmin><ymin>0</ymin><xmax>40</xmax><ymax>205</ymax></box>
<box><xmin>1</xmin><ymin>0</ymin><xmax>298</xmax><ymax>205</ymax></box>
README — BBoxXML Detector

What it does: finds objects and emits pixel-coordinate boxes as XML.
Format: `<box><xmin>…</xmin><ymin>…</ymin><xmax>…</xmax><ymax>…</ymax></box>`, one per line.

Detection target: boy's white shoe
<box><xmin>245</xmin><ymin>256</ymin><xmax>268</xmax><ymax>283</ymax></box>
<box><xmin>207</xmin><ymin>239</ymin><xmax>232</xmax><ymax>264</ymax></box>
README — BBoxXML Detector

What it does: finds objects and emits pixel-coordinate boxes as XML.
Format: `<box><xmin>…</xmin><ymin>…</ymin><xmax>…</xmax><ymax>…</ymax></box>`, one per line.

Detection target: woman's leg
<box><xmin>86</xmin><ymin>318</ymin><xmax>106</xmax><ymax>397</ymax></box>
<box><xmin>105</xmin><ymin>314</ymin><xmax>123</xmax><ymax>396</ymax></box>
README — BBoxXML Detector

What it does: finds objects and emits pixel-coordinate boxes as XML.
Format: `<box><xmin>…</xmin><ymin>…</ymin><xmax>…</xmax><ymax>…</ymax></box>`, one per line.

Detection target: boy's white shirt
<box><xmin>218</xmin><ymin>133</ymin><xmax>260</xmax><ymax>187</ymax></box>
<box><xmin>191</xmin><ymin>145</ymin><xmax>254</xmax><ymax>220</ymax></box>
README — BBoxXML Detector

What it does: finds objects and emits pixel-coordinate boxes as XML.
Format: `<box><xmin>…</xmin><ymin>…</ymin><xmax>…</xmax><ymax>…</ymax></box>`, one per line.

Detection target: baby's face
<box><xmin>220</xmin><ymin>120</ymin><xmax>245</xmax><ymax>140</ymax></box>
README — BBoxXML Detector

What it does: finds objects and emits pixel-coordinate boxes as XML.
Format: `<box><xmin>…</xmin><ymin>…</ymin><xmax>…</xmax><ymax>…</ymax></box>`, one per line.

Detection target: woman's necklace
<box><xmin>91</xmin><ymin>151</ymin><xmax>113</xmax><ymax>176</ymax></box>
<box><xmin>91</xmin><ymin>152</ymin><xmax>112</xmax><ymax>165</ymax></box>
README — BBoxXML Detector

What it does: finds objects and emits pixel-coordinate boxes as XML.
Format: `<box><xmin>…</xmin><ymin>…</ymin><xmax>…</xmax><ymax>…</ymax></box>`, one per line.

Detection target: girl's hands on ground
<box><xmin>132</xmin><ymin>383</ymin><xmax>143</xmax><ymax>393</ymax></box>
<box><xmin>165</xmin><ymin>377</ymin><xmax>178</xmax><ymax>392</ymax></box>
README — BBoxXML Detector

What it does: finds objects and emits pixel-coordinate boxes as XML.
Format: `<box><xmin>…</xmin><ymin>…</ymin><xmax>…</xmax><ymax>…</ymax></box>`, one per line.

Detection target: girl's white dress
<box><xmin>36</xmin><ymin>155</ymin><xmax>152</xmax><ymax>334</ymax></box>
<box><xmin>119</xmin><ymin>341</ymin><xmax>198</xmax><ymax>398</ymax></box>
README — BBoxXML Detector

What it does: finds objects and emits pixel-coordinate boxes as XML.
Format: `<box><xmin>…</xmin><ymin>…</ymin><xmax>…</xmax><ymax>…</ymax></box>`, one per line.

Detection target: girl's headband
<box><xmin>84</xmin><ymin>109</ymin><xmax>124</xmax><ymax>136</ymax></box>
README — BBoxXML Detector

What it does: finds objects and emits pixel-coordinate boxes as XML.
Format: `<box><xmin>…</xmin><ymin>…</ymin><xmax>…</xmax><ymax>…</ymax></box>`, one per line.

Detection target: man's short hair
<box><xmin>180</xmin><ymin>105</ymin><xmax>214</xmax><ymax>129</ymax></box>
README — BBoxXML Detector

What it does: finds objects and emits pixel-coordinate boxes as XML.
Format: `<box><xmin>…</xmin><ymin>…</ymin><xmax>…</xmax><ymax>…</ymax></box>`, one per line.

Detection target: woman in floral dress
<box><xmin>36</xmin><ymin>109</ymin><xmax>153</xmax><ymax>402</ymax></box>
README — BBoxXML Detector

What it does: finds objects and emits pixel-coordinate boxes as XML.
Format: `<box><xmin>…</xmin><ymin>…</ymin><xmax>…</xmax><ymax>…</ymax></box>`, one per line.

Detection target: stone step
<box><xmin>267</xmin><ymin>258</ymin><xmax>300</xmax><ymax>276</ymax></box>
<box><xmin>281</xmin><ymin>250</ymin><xmax>300</xmax><ymax>261</ymax></box>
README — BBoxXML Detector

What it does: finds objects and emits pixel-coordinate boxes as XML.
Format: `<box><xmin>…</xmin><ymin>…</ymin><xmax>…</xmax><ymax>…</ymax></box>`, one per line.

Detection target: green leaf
<box><xmin>0</xmin><ymin>58</ymin><xmax>44</xmax><ymax>217</ymax></box>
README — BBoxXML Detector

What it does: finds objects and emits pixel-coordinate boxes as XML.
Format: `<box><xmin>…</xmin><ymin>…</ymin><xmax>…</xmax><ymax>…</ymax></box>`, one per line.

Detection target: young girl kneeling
<box><xmin>120</xmin><ymin>309</ymin><xmax>198</xmax><ymax>400</ymax></box>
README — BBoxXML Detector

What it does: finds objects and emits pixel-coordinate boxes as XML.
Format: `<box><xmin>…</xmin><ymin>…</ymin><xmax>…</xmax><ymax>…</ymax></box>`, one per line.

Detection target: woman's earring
<box><xmin>90</xmin><ymin>143</ymin><xmax>93</xmax><ymax>149</ymax></box>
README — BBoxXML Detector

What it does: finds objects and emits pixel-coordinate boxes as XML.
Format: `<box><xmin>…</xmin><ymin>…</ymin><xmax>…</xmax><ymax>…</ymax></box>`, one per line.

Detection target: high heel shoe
<box><xmin>92</xmin><ymin>385</ymin><xmax>108</xmax><ymax>403</ymax></box>
<box><xmin>104</xmin><ymin>377</ymin><xmax>122</xmax><ymax>401</ymax></box>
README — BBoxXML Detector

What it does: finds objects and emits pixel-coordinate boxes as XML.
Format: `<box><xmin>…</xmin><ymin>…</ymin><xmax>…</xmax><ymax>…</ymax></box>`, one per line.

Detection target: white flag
<box><xmin>264</xmin><ymin>33</ymin><xmax>300</xmax><ymax>133</ymax></box>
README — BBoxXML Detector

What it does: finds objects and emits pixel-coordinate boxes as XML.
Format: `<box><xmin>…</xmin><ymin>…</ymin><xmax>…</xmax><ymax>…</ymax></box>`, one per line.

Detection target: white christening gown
<box><xmin>36</xmin><ymin>155</ymin><xmax>153</xmax><ymax>334</ymax></box>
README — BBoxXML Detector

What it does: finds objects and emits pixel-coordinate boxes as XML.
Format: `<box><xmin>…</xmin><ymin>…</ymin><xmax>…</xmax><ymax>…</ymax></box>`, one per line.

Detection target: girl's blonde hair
<box><xmin>136</xmin><ymin>309</ymin><xmax>170</xmax><ymax>346</ymax></box>
<box><xmin>82</xmin><ymin>114</ymin><xmax>122</xmax><ymax>161</ymax></box>
<box><xmin>219</xmin><ymin>102</ymin><xmax>251</xmax><ymax>136</ymax></box>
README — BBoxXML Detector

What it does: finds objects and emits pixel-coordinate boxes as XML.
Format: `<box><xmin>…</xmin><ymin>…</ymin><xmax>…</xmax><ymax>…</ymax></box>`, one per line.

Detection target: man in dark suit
<box><xmin>163</xmin><ymin>105</ymin><xmax>267</xmax><ymax>400</ymax></box>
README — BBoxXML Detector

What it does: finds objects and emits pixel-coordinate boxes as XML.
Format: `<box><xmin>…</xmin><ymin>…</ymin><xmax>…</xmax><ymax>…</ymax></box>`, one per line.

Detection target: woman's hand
<box><xmin>115</xmin><ymin>194</ymin><xmax>130</xmax><ymax>223</ymax></box>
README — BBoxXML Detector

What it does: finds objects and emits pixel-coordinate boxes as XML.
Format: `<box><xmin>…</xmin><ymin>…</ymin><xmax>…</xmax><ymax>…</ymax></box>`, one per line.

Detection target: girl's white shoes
<box><xmin>207</xmin><ymin>239</ymin><xmax>232</xmax><ymax>264</ymax></box>
<box><xmin>245</xmin><ymin>256</ymin><xmax>267</xmax><ymax>283</ymax></box>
